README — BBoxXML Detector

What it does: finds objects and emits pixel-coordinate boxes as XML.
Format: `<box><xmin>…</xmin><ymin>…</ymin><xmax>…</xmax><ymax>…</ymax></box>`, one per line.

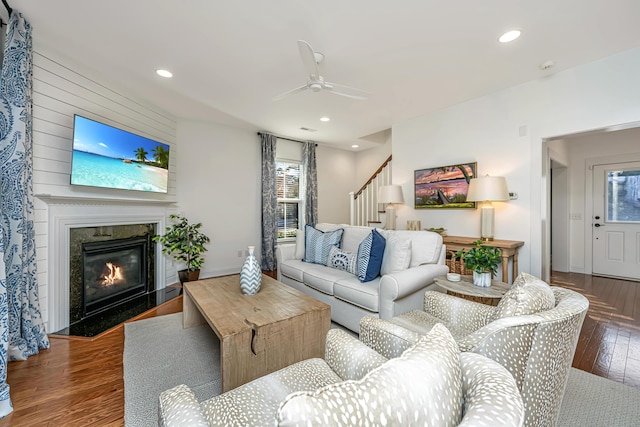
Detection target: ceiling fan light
<box><xmin>498</xmin><ymin>30</ymin><xmax>521</xmax><ymax>43</ymax></box>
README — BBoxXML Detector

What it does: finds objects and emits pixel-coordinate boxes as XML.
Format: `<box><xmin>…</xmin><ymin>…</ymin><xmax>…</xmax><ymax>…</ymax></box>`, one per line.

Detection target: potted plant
<box><xmin>153</xmin><ymin>214</ymin><xmax>210</xmax><ymax>283</ymax></box>
<box><xmin>456</xmin><ymin>240</ymin><xmax>502</xmax><ymax>287</ymax></box>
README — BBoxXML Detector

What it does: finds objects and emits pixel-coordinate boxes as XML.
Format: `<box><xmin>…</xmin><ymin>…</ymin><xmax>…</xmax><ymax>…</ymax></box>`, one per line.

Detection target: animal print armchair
<box><xmin>359</xmin><ymin>273</ymin><xmax>589</xmax><ymax>427</ymax></box>
<box><xmin>159</xmin><ymin>325</ymin><xmax>524</xmax><ymax>426</ymax></box>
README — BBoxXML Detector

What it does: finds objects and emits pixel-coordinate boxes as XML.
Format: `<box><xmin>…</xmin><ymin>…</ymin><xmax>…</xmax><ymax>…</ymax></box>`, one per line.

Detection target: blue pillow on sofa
<box><xmin>304</xmin><ymin>225</ymin><xmax>344</xmax><ymax>265</ymax></box>
<box><xmin>357</xmin><ymin>229</ymin><xmax>386</xmax><ymax>282</ymax></box>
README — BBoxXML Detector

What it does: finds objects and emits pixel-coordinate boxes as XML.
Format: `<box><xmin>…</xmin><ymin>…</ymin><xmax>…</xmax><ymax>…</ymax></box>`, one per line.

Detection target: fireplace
<box><xmin>82</xmin><ymin>236</ymin><xmax>149</xmax><ymax>318</ymax></box>
<box><xmin>59</xmin><ymin>222</ymin><xmax>180</xmax><ymax>336</ymax></box>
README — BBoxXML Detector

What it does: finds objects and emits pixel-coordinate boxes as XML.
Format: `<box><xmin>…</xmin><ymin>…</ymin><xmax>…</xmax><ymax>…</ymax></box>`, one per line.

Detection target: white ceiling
<box><xmin>10</xmin><ymin>0</ymin><xmax>640</xmax><ymax>150</ymax></box>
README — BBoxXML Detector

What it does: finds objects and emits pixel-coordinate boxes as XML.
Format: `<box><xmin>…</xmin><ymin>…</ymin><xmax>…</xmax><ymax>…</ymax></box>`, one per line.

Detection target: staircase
<box><xmin>350</xmin><ymin>155</ymin><xmax>392</xmax><ymax>227</ymax></box>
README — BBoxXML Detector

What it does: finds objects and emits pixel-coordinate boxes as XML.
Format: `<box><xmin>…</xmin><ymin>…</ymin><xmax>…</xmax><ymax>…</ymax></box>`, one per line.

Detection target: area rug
<box><xmin>124</xmin><ymin>313</ymin><xmax>640</xmax><ymax>426</ymax></box>
<box><xmin>123</xmin><ymin>313</ymin><xmax>220</xmax><ymax>427</ymax></box>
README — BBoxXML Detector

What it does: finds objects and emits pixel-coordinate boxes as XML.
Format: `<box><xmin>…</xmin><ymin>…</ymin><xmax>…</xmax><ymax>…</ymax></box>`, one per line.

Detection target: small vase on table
<box><xmin>240</xmin><ymin>246</ymin><xmax>261</xmax><ymax>295</ymax></box>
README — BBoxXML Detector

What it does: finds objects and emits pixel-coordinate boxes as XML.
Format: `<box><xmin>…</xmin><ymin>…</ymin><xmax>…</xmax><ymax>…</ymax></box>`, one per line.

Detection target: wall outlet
<box><xmin>509</xmin><ymin>192</ymin><xmax>518</xmax><ymax>200</ymax></box>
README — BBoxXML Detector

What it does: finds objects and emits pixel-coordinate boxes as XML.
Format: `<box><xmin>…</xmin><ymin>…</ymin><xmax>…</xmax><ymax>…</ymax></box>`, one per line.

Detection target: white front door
<box><xmin>592</xmin><ymin>162</ymin><xmax>640</xmax><ymax>280</ymax></box>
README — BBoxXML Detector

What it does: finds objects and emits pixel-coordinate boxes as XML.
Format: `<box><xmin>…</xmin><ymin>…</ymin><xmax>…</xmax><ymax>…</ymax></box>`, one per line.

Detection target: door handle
<box><xmin>594</xmin><ymin>223</ymin><xmax>603</xmax><ymax>227</ymax></box>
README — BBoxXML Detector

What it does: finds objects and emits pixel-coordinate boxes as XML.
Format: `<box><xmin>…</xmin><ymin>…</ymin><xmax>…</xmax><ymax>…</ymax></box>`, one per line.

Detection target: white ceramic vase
<box><xmin>473</xmin><ymin>271</ymin><xmax>491</xmax><ymax>287</ymax></box>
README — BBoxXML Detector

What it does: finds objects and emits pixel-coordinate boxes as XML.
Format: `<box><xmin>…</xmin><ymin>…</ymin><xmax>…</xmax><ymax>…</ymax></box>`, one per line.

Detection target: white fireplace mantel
<box><xmin>45</xmin><ymin>201</ymin><xmax>171</xmax><ymax>333</ymax></box>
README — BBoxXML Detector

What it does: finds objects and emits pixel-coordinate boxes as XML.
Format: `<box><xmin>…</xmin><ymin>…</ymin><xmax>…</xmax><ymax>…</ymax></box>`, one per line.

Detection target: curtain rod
<box><xmin>257</xmin><ymin>132</ymin><xmax>317</xmax><ymax>146</ymax></box>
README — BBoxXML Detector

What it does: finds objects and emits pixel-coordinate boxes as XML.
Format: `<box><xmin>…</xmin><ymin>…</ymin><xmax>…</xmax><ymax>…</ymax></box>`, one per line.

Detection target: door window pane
<box><xmin>607</xmin><ymin>170</ymin><xmax>640</xmax><ymax>223</ymax></box>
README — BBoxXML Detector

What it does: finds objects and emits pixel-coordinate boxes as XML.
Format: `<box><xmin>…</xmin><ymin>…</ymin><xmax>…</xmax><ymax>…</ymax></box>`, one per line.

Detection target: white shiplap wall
<box><xmin>31</xmin><ymin>46</ymin><xmax>178</xmax><ymax>330</ymax></box>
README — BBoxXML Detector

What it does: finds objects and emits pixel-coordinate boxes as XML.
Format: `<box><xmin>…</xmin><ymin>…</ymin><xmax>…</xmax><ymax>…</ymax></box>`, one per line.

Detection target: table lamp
<box><xmin>378</xmin><ymin>185</ymin><xmax>404</xmax><ymax>230</ymax></box>
<box><xmin>465</xmin><ymin>175</ymin><xmax>509</xmax><ymax>241</ymax></box>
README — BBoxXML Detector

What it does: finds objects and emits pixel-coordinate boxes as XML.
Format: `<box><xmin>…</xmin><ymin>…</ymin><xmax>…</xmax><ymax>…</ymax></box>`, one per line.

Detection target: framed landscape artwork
<box><xmin>414</xmin><ymin>162</ymin><xmax>477</xmax><ymax>209</ymax></box>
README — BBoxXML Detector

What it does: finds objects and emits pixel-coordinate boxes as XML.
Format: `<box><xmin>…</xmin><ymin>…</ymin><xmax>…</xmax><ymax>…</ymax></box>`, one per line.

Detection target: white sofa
<box><xmin>276</xmin><ymin>223</ymin><xmax>449</xmax><ymax>333</ymax></box>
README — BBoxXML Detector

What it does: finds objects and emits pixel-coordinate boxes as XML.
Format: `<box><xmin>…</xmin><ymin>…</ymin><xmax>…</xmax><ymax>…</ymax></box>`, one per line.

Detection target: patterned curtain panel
<box><xmin>303</xmin><ymin>142</ymin><xmax>318</xmax><ymax>226</ymax></box>
<box><xmin>260</xmin><ymin>133</ymin><xmax>277</xmax><ymax>270</ymax></box>
<box><xmin>0</xmin><ymin>11</ymin><xmax>50</xmax><ymax>416</ymax></box>
<box><xmin>0</xmin><ymin>235</ymin><xmax>9</xmax><ymax>417</ymax></box>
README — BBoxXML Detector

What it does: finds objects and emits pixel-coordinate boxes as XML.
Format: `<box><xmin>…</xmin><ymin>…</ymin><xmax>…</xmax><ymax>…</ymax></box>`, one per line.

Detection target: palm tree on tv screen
<box><xmin>134</xmin><ymin>147</ymin><xmax>148</xmax><ymax>163</ymax></box>
<box><xmin>152</xmin><ymin>145</ymin><xmax>169</xmax><ymax>169</ymax></box>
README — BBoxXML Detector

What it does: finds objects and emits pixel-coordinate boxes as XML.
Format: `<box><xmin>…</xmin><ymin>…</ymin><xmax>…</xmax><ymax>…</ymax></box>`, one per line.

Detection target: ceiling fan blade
<box><xmin>324</xmin><ymin>82</ymin><xmax>369</xmax><ymax>100</ymax></box>
<box><xmin>297</xmin><ymin>40</ymin><xmax>320</xmax><ymax>78</ymax></box>
<box><xmin>272</xmin><ymin>84</ymin><xmax>308</xmax><ymax>101</ymax></box>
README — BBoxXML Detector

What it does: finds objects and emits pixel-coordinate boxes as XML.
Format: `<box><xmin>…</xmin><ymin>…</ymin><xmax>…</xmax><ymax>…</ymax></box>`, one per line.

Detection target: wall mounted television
<box><xmin>70</xmin><ymin>115</ymin><xmax>170</xmax><ymax>193</ymax></box>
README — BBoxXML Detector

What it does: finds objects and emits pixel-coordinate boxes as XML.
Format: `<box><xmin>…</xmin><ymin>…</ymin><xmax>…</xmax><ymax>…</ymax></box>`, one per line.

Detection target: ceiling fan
<box><xmin>273</xmin><ymin>40</ymin><xmax>369</xmax><ymax>101</ymax></box>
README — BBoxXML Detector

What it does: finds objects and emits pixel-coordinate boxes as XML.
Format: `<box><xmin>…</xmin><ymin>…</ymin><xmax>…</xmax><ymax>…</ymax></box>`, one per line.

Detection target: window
<box><xmin>276</xmin><ymin>161</ymin><xmax>302</xmax><ymax>240</ymax></box>
<box><xmin>606</xmin><ymin>169</ymin><xmax>640</xmax><ymax>223</ymax></box>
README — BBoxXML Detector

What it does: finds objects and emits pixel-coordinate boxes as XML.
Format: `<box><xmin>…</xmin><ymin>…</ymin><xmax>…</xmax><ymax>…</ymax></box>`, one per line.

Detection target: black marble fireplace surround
<box><xmin>55</xmin><ymin>223</ymin><xmax>179</xmax><ymax>337</ymax></box>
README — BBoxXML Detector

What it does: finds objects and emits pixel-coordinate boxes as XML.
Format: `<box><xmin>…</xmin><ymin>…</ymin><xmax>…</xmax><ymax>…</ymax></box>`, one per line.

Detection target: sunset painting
<box><xmin>414</xmin><ymin>163</ymin><xmax>477</xmax><ymax>209</ymax></box>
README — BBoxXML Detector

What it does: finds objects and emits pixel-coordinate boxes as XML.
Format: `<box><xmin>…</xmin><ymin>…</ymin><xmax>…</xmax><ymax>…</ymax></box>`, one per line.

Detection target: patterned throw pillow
<box><xmin>492</xmin><ymin>272</ymin><xmax>556</xmax><ymax>320</ymax></box>
<box><xmin>304</xmin><ymin>225</ymin><xmax>344</xmax><ymax>265</ymax></box>
<box><xmin>326</xmin><ymin>246</ymin><xmax>357</xmax><ymax>275</ymax></box>
<box><xmin>356</xmin><ymin>229</ymin><xmax>386</xmax><ymax>282</ymax></box>
<box><xmin>277</xmin><ymin>323</ymin><xmax>463</xmax><ymax>426</ymax></box>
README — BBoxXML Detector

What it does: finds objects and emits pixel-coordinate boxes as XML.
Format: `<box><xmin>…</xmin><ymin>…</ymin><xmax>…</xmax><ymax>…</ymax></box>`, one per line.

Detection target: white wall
<box><xmin>354</xmin><ymin>138</ymin><xmax>392</xmax><ymax>187</ymax></box>
<box><xmin>392</xmin><ymin>47</ymin><xmax>640</xmax><ymax>278</ymax></box>
<box><xmin>175</xmin><ymin>123</ymin><xmax>359</xmax><ymax>274</ymax></box>
<box><xmin>175</xmin><ymin>121</ymin><xmax>261</xmax><ymax>277</ymax></box>
<box><xmin>317</xmin><ymin>145</ymin><xmax>356</xmax><ymax>224</ymax></box>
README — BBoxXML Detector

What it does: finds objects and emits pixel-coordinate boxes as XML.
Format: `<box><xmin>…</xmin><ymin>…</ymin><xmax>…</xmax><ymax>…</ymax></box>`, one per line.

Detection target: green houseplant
<box><xmin>153</xmin><ymin>214</ymin><xmax>210</xmax><ymax>283</ymax></box>
<box><xmin>455</xmin><ymin>240</ymin><xmax>502</xmax><ymax>287</ymax></box>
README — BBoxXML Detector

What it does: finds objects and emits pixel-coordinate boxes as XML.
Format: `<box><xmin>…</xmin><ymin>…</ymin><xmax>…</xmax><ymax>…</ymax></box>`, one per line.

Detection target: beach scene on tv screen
<box><xmin>71</xmin><ymin>116</ymin><xmax>169</xmax><ymax>193</ymax></box>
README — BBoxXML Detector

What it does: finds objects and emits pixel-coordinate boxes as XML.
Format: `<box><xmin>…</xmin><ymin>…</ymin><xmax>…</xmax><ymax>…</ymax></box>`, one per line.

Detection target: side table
<box><xmin>434</xmin><ymin>275</ymin><xmax>510</xmax><ymax>306</ymax></box>
<box><xmin>442</xmin><ymin>236</ymin><xmax>524</xmax><ymax>284</ymax></box>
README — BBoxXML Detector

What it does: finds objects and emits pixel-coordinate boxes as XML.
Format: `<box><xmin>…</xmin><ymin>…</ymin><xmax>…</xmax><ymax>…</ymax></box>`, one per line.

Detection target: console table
<box><xmin>442</xmin><ymin>236</ymin><xmax>524</xmax><ymax>284</ymax></box>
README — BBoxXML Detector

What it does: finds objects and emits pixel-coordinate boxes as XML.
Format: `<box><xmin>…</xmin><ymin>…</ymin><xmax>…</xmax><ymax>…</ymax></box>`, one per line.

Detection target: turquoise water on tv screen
<box><xmin>71</xmin><ymin>150</ymin><xmax>168</xmax><ymax>193</ymax></box>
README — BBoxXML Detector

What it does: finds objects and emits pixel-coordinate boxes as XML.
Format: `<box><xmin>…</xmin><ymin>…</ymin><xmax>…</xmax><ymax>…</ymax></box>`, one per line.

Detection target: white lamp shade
<box><xmin>466</xmin><ymin>175</ymin><xmax>509</xmax><ymax>202</ymax></box>
<box><xmin>378</xmin><ymin>185</ymin><xmax>404</xmax><ymax>204</ymax></box>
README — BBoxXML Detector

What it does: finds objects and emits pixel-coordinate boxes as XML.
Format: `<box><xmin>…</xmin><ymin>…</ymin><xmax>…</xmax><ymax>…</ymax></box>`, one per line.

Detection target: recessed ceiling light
<box><xmin>498</xmin><ymin>30</ymin><xmax>521</xmax><ymax>43</ymax></box>
<box><xmin>156</xmin><ymin>69</ymin><xmax>173</xmax><ymax>78</ymax></box>
<box><xmin>351</xmin><ymin>144</ymin><xmax>359</xmax><ymax>148</ymax></box>
<box><xmin>320</xmin><ymin>117</ymin><xmax>330</xmax><ymax>122</ymax></box>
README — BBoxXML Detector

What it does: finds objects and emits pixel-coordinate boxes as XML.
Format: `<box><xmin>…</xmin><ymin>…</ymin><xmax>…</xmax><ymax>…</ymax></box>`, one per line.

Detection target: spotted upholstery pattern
<box><xmin>458</xmin><ymin>352</ymin><xmax>525</xmax><ymax>426</ymax></box>
<box><xmin>202</xmin><ymin>358</ymin><xmax>341</xmax><ymax>426</ymax></box>
<box><xmin>158</xmin><ymin>384</ymin><xmax>209</xmax><ymax>427</ymax></box>
<box><xmin>277</xmin><ymin>324</ymin><xmax>463</xmax><ymax>426</ymax></box>
<box><xmin>159</xmin><ymin>327</ymin><xmax>525</xmax><ymax>427</ymax></box>
<box><xmin>359</xmin><ymin>274</ymin><xmax>589</xmax><ymax>427</ymax></box>
<box><xmin>491</xmin><ymin>272</ymin><xmax>555</xmax><ymax>321</ymax></box>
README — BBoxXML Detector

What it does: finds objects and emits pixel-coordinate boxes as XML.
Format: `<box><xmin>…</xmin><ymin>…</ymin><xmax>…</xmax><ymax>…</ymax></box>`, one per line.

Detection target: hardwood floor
<box><xmin>552</xmin><ymin>271</ymin><xmax>640</xmax><ymax>387</ymax></box>
<box><xmin>0</xmin><ymin>296</ymin><xmax>182</xmax><ymax>427</ymax></box>
<box><xmin>0</xmin><ymin>272</ymin><xmax>638</xmax><ymax>426</ymax></box>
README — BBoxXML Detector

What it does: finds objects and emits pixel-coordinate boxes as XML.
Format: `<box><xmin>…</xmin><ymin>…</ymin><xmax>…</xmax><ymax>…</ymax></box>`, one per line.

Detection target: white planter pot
<box><xmin>473</xmin><ymin>271</ymin><xmax>492</xmax><ymax>287</ymax></box>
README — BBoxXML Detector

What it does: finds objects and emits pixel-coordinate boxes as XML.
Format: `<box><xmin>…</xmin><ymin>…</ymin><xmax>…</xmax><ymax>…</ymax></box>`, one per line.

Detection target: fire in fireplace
<box><xmin>82</xmin><ymin>236</ymin><xmax>148</xmax><ymax>317</ymax></box>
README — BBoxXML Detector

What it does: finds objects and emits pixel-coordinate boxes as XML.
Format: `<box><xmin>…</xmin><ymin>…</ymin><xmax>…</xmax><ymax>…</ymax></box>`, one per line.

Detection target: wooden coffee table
<box><xmin>182</xmin><ymin>274</ymin><xmax>331</xmax><ymax>392</ymax></box>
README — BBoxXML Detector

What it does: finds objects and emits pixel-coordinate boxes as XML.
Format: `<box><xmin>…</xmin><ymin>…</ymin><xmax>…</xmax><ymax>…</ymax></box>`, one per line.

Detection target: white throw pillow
<box><xmin>294</xmin><ymin>229</ymin><xmax>305</xmax><ymax>260</ymax></box>
<box><xmin>380</xmin><ymin>235</ymin><xmax>412</xmax><ymax>275</ymax></box>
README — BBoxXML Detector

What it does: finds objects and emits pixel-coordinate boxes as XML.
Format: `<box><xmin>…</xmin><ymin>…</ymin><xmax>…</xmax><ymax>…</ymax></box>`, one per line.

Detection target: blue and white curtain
<box><xmin>302</xmin><ymin>142</ymin><xmax>318</xmax><ymax>226</ymax></box>
<box><xmin>260</xmin><ymin>133</ymin><xmax>277</xmax><ymax>270</ymax></box>
<box><xmin>0</xmin><ymin>11</ymin><xmax>50</xmax><ymax>417</ymax></box>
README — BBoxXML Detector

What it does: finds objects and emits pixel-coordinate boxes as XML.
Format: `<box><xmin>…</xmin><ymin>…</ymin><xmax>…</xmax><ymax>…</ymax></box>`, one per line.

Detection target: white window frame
<box><xmin>276</xmin><ymin>158</ymin><xmax>304</xmax><ymax>242</ymax></box>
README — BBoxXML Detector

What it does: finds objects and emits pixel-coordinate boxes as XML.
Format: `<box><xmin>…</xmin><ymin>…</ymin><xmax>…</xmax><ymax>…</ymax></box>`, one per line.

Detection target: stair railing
<box><xmin>349</xmin><ymin>155</ymin><xmax>392</xmax><ymax>226</ymax></box>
